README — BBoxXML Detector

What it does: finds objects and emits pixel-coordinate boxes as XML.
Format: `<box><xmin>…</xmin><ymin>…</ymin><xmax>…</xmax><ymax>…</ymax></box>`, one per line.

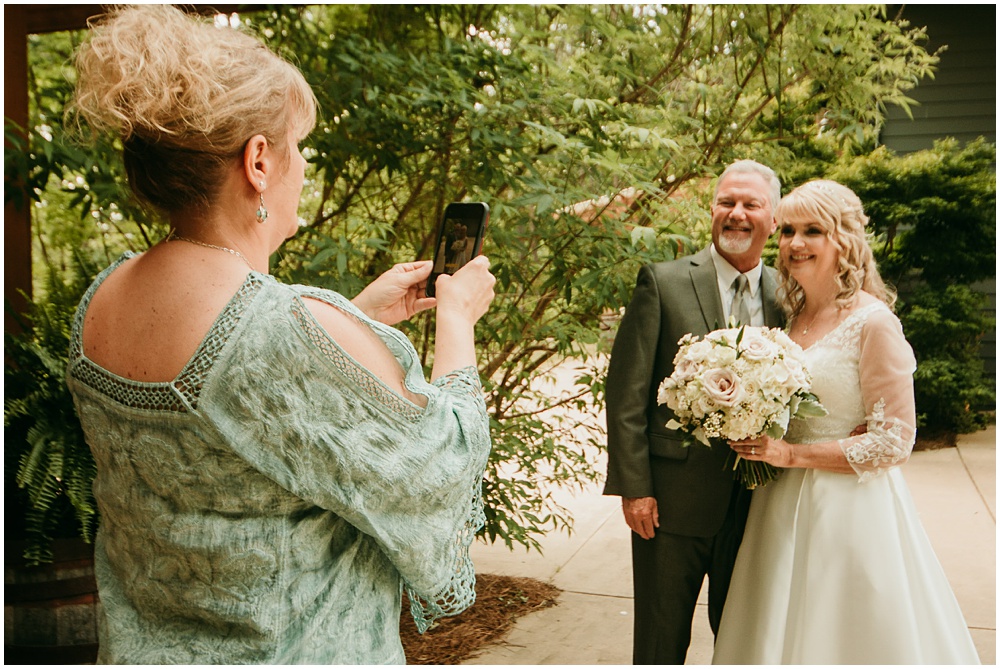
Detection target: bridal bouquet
<box><xmin>657</xmin><ymin>325</ymin><xmax>826</xmax><ymax>489</ymax></box>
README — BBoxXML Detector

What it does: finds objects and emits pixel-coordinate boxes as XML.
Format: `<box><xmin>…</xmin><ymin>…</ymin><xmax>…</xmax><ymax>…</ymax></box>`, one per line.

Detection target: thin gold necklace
<box><xmin>168</xmin><ymin>231</ymin><xmax>255</xmax><ymax>272</ymax></box>
<box><xmin>799</xmin><ymin>303</ymin><xmax>836</xmax><ymax>334</ymax></box>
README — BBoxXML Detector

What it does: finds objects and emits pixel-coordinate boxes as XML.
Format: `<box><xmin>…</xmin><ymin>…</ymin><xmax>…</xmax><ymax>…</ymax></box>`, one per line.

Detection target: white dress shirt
<box><xmin>710</xmin><ymin>244</ymin><xmax>764</xmax><ymax>327</ymax></box>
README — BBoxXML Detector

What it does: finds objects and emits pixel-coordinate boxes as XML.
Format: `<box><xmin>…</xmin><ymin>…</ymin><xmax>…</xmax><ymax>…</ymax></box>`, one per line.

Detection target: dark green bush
<box><xmin>5</xmin><ymin>259</ymin><xmax>97</xmax><ymax>565</ymax></box>
<box><xmin>829</xmin><ymin>139</ymin><xmax>996</xmax><ymax>434</ymax></box>
<box><xmin>899</xmin><ymin>285</ymin><xmax>994</xmax><ymax>433</ymax></box>
<box><xmin>831</xmin><ymin>138</ymin><xmax>996</xmax><ymax>288</ymax></box>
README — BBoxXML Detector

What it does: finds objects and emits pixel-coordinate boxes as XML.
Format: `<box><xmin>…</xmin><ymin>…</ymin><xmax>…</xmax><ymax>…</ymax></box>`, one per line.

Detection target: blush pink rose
<box><xmin>701</xmin><ymin>368</ymin><xmax>745</xmax><ymax>407</ymax></box>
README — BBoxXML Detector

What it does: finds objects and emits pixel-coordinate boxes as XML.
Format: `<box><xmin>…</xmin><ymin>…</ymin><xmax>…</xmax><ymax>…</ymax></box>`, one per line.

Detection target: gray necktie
<box><xmin>730</xmin><ymin>274</ymin><xmax>751</xmax><ymax>326</ymax></box>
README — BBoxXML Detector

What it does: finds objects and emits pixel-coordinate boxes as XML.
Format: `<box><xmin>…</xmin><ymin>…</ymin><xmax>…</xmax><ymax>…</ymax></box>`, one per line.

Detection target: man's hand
<box><xmin>622</xmin><ymin>496</ymin><xmax>659</xmax><ymax>540</ymax></box>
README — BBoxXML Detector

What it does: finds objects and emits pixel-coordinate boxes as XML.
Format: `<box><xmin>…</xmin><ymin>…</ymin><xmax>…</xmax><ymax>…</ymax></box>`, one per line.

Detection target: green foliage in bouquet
<box><xmin>829</xmin><ymin>139</ymin><xmax>996</xmax><ymax>434</ymax></box>
<box><xmin>5</xmin><ymin>258</ymin><xmax>97</xmax><ymax>566</ymax></box>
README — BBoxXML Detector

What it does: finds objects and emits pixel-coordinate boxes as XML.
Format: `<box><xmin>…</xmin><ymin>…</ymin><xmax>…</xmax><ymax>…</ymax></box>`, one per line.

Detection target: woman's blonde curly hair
<box><xmin>776</xmin><ymin>180</ymin><xmax>895</xmax><ymax>321</ymax></box>
<box><xmin>70</xmin><ymin>5</ymin><xmax>317</xmax><ymax>214</ymax></box>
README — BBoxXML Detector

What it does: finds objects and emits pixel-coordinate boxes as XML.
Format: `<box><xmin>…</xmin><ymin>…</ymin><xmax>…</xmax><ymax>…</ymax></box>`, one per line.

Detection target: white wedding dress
<box><xmin>712</xmin><ymin>302</ymin><xmax>980</xmax><ymax>665</ymax></box>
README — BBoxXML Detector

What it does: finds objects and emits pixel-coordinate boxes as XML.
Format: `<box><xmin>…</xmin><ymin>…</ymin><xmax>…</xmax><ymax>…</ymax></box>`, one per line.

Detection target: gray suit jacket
<box><xmin>604</xmin><ymin>247</ymin><xmax>784</xmax><ymax>537</ymax></box>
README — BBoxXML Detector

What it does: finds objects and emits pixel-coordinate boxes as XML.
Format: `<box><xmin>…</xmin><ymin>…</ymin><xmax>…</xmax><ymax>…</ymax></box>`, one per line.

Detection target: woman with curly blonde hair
<box><xmin>66</xmin><ymin>5</ymin><xmax>495</xmax><ymax>664</ymax></box>
<box><xmin>712</xmin><ymin>180</ymin><xmax>979</xmax><ymax>664</ymax></box>
<box><xmin>775</xmin><ymin>179</ymin><xmax>895</xmax><ymax>323</ymax></box>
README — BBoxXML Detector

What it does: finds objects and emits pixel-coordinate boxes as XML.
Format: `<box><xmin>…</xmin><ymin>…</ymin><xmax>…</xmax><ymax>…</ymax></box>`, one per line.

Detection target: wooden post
<box><xmin>5</xmin><ymin>5</ymin><xmax>31</xmax><ymax>336</ymax></box>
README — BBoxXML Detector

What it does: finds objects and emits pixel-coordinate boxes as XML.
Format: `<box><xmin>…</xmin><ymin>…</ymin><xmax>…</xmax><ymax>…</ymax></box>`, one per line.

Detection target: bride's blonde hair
<box><xmin>70</xmin><ymin>5</ymin><xmax>317</xmax><ymax>213</ymax></box>
<box><xmin>775</xmin><ymin>180</ymin><xmax>895</xmax><ymax>320</ymax></box>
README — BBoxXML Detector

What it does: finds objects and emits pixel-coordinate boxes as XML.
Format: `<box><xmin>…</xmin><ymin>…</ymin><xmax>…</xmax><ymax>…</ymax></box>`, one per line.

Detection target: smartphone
<box><xmin>425</xmin><ymin>201</ymin><xmax>490</xmax><ymax>297</ymax></box>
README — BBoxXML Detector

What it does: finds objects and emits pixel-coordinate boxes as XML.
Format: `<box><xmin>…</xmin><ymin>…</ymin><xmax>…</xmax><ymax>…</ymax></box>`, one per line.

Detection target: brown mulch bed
<box><xmin>913</xmin><ymin>430</ymin><xmax>958</xmax><ymax>451</ymax></box>
<box><xmin>400</xmin><ymin>573</ymin><xmax>561</xmax><ymax>665</ymax></box>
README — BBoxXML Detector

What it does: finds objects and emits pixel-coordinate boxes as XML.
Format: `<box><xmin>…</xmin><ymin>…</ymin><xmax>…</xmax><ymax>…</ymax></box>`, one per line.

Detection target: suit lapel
<box><xmin>760</xmin><ymin>267</ymin><xmax>784</xmax><ymax>328</ymax></box>
<box><xmin>689</xmin><ymin>249</ymin><xmax>785</xmax><ymax>331</ymax></box>
<box><xmin>689</xmin><ymin>248</ymin><xmax>725</xmax><ymax>332</ymax></box>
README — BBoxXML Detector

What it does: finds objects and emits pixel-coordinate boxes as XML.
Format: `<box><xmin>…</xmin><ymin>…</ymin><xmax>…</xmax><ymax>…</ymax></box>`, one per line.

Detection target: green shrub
<box><xmin>829</xmin><ymin>139</ymin><xmax>996</xmax><ymax>434</ymax></box>
<box><xmin>830</xmin><ymin>138</ymin><xmax>996</xmax><ymax>288</ymax></box>
<box><xmin>899</xmin><ymin>285</ymin><xmax>994</xmax><ymax>434</ymax></box>
<box><xmin>5</xmin><ymin>258</ymin><xmax>96</xmax><ymax>565</ymax></box>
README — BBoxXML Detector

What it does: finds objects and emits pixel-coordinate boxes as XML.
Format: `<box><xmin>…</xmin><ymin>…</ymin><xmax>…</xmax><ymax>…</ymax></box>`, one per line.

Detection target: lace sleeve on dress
<box><xmin>404</xmin><ymin>474</ymin><xmax>486</xmax><ymax>632</ymax></box>
<box><xmin>406</xmin><ymin>365</ymin><xmax>487</xmax><ymax>632</ymax></box>
<box><xmin>433</xmin><ymin>366</ymin><xmax>484</xmax><ymax>397</ymax></box>
<box><xmin>836</xmin><ymin>308</ymin><xmax>917</xmax><ymax>483</ymax></box>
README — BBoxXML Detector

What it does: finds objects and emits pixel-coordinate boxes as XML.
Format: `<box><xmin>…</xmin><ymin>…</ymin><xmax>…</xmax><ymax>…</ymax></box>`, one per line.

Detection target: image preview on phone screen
<box><xmin>432</xmin><ymin>214</ymin><xmax>483</xmax><ymax>275</ymax></box>
<box><xmin>427</xmin><ymin>202</ymin><xmax>489</xmax><ymax>297</ymax></box>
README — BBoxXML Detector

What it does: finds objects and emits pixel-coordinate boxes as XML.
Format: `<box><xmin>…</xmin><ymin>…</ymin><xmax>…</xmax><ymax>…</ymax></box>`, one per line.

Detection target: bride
<box><xmin>711</xmin><ymin>180</ymin><xmax>980</xmax><ymax>664</ymax></box>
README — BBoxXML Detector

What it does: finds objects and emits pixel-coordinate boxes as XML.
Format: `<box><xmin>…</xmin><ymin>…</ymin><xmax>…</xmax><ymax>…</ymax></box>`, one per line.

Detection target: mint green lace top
<box><xmin>66</xmin><ymin>254</ymin><xmax>491</xmax><ymax>664</ymax></box>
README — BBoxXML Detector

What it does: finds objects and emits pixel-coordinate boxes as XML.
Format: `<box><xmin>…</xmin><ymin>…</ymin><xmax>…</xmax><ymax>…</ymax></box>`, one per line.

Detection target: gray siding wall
<box><xmin>882</xmin><ymin>4</ymin><xmax>996</xmax><ymax>151</ymax></box>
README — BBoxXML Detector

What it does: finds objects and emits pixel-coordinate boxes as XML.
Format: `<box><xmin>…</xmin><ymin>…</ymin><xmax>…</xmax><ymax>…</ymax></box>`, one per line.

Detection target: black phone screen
<box><xmin>426</xmin><ymin>202</ymin><xmax>489</xmax><ymax>297</ymax></box>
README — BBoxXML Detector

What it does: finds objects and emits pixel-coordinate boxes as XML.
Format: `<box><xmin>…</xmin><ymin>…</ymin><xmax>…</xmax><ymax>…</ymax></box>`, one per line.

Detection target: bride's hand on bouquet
<box><xmin>730</xmin><ymin>435</ymin><xmax>793</xmax><ymax>468</ymax></box>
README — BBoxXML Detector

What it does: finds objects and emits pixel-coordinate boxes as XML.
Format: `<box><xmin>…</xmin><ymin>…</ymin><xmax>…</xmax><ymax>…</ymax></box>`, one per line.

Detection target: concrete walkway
<box><xmin>463</xmin><ymin>425</ymin><xmax>996</xmax><ymax>665</ymax></box>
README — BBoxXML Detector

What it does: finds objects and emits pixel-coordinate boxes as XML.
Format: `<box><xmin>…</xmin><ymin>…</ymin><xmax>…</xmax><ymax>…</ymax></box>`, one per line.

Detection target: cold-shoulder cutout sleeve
<box><xmin>837</xmin><ymin>307</ymin><xmax>917</xmax><ymax>482</ymax></box>
<box><xmin>203</xmin><ymin>283</ymin><xmax>491</xmax><ymax>632</ymax></box>
<box><xmin>299</xmin><ymin>292</ymin><xmax>429</xmax><ymax>409</ymax></box>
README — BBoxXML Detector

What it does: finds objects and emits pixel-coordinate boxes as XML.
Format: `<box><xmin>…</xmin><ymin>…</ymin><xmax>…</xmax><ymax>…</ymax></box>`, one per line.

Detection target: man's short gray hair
<box><xmin>713</xmin><ymin>160</ymin><xmax>781</xmax><ymax>211</ymax></box>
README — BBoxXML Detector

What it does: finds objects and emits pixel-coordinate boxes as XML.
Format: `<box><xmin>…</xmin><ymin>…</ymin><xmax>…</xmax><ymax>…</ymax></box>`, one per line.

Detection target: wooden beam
<box><xmin>25</xmin><ymin>5</ymin><xmax>105</xmax><ymax>34</ymax></box>
<box><xmin>23</xmin><ymin>4</ymin><xmax>272</xmax><ymax>35</ymax></box>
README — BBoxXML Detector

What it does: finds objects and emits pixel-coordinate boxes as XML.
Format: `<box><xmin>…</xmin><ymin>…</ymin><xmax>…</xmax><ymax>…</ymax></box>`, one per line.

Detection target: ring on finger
<box><xmin>751</xmin><ymin>447</ymin><xmax>756</xmax><ymax>455</ymax></box>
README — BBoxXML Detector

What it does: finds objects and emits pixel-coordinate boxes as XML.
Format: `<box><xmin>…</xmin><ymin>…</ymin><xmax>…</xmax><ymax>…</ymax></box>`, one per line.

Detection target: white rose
<box><xmin>783</xmin><ymin>356</ymin><xmax>809</xmax><ymax>389</ymax></box>
<box><xmin>739</xmin><ymin>330</ymin><xmax>779</xmax><ymax>361</ymax></box>
<box><xmin>690</xmin><ymin>393</ymin><xmax>715</xmax><ymax>418</ymax></box>
<box><xmin>686</xmin><ymin>340</ymin><xmax>713</xmax><ymax>363</ymax></box>
<box><xmin>672</xmin><ymin>355</ymin><xmax>700</xmax><ymax>382</ymax></box>
<box><xmin>772</xmin><ymin>329</ymin><xmax>798</xmax><ymax>351</ymax></box>
<box><xmin>705</xmin><ymin>345</ymin><xmax>738</xmax><ymax>368</ymax></box>
<box><xmin>658</xmin><ymin>378</ymin><xmax>683</xmax><ymax>406</ymax></box>
<box><xmin>700</xmin><ymin>368</ymin><xmax>745</xmax><ymax>408</ymax></box>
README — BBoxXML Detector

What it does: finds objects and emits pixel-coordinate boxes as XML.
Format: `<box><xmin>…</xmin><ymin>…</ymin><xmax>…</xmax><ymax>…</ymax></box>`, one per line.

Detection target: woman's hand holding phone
<box><xmin>434</xmin><ymin>256</ymin><xmax>496</xmax><ymax>327</ymax></box>
<box><xmin>430</xmin><ymin>256</ymin><xmax>496</xmax><ymax>380</ymax></box>
<box><xmin>352</xmin><ymin>260</ymin><xmax>437</xmax><ymax>326</ymax></box>
<box><xmin>352</xmin><ymin>253</ymin><xmax>494</xmax><ymax>328</ymax></box>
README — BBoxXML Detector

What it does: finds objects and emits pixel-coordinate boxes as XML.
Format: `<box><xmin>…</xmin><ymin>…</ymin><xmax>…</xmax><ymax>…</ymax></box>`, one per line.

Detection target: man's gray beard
<box><xmin>718</xmin><ymin>233</ymin><xmax>754</xmax><ymax>256</ymax></box>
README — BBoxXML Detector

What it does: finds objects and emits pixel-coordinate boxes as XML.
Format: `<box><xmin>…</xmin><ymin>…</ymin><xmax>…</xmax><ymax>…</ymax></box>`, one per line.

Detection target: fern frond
<box><xmin>7</xmin><ymin>255</ymin><xmax>98</xmax><ymax>564</ymax></box>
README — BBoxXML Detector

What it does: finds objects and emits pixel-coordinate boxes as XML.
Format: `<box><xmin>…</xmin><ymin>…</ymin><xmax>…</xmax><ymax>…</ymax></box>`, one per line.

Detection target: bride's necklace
<box><xmin>168</xmin><ymin>232</ymin><xmax>255</xmax><ymax>272</ymax></box>
<box><xmin>798</xmin><ymin>302</ymin><xmax>837</xmax><ymax>335</ymax></box>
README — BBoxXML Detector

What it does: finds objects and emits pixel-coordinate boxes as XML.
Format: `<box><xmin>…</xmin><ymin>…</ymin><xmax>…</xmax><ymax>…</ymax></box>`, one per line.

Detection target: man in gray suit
<box><xmin>604</xmin><ymin>160</ymin><xmax>783</xmax><ymax>664</ymax></box>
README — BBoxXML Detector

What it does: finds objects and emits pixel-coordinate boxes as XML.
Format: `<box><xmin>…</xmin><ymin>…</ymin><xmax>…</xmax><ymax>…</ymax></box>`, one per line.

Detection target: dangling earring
<box><xmin>255</xmin><ymin>181</ymin><xmax>268</xmax><ymax>224</ymax></box>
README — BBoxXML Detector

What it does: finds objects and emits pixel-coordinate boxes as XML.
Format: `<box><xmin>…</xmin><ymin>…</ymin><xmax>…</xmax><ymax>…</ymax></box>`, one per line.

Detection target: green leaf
<box><xmin>795</xmin><ymin>398</ymin><xmax>829</xmax><ymax>418</ymax></box>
